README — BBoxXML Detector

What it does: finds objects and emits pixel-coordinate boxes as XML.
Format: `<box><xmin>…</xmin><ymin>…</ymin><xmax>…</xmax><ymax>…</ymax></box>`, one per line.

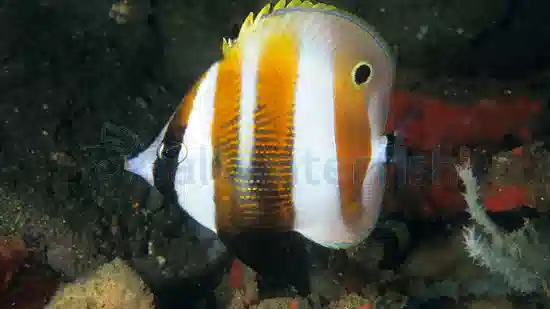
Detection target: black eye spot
<box><xmin>156</xmin><ymin>141</ymin><xmax>189</xmax><ymax>165</ymax></box>
<box><xmin>157</xmin><ymin>142</ymin><xmax>180</xmax><ymax>160</ymax></box>
<box><xmin>353</xmin><ymin>63</ymin><xmax>372</xmax><ymax>86</ymax></box>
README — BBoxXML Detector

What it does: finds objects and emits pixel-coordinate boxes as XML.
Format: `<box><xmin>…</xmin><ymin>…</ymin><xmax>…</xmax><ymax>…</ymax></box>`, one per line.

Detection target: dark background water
<box><xmin>1</xmin><ymin>0</ymin><xmax>550</xmax><ymax>308</ymax></box>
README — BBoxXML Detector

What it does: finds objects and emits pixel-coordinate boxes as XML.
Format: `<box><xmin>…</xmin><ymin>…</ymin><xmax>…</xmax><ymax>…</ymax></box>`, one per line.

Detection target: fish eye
<box><xmin>352</xmin><ymin>61</ymin><xmax>372</xmax><ymax>87</ymax></box>
<box><xmin>157</xmin><ymin>142</ymin><xmax>177</xmax><ymax>160</ymax></box>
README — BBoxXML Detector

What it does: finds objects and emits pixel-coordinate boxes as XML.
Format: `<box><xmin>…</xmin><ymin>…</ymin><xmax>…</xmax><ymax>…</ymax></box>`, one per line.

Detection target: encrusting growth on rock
<box><xmin>45</xmin><ymin>258</ymin><xmax>154</xmax><ymax>309</ymax></box>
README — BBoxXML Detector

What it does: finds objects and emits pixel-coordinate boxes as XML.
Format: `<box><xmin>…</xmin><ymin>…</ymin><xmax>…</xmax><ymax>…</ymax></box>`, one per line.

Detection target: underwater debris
<box><xmin>456</xmin><ymin>160</ymin><xmax>550</xmax><ymax>294</ymax></box>
<box><xmin>109</xmin><ymin>0</ymin><xmax>132</xmax><ymax>24</ymax></box>
<box><xmin>45</xmin><ymin>258</ymin><xmax>154</xmax><ymax>309</ymax></box>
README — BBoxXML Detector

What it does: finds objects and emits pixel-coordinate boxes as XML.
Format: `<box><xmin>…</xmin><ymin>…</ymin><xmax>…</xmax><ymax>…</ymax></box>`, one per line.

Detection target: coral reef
<box><xmin>388</xmin><ymin>93</ymin><xmax>539</xmax><ymax>152</ymax></box>
<box><xmin>456</xmin><ymin>159</ymin><xmax>550</xmax><ymax>294</ymax></box>
<box><xmin>326</xmin><ymin>294</ymin><xmax>372</xmax><ymax>309</ymax></box>
<box><xmin>383</xmin><ymin>92</ymin><xmax>540</xmax><ymax>217</ymax></box>
<box><xmin>46</xmin><ymin>258</ymin><xmax>155</xmax><ymax>309</ymax></box>
<box><xmin>227</xmin><ymin>293</ymin><xmax>376</xmax><ymax>309</ymax></box>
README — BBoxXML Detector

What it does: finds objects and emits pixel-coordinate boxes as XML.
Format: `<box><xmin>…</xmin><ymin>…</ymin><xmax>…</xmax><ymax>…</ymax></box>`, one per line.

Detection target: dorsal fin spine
<box><xmin>256</xmin><ymin>3</ymin><xmax>272</xmax><ymax>21</ymax></box>
<box><xmin>273</xmin><ymin>0</ymin><xmax>286</xmax><ymax>11</ymax></box>
<box><xmin>222</xmin><ymin>0</ymin><xmax>337</xmax><ymax>56</ymax></box>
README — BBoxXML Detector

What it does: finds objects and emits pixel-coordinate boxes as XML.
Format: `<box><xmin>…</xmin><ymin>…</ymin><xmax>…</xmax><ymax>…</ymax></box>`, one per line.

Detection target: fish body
<box><xmin>125</xmin><ymin>0</ymin><xmax>395</xmax><ymax>252</ymax></box>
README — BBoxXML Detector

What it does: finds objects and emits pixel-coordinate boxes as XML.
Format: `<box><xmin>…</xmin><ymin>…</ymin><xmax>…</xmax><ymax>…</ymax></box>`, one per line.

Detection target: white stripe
<box><xmin>174</xmin><ymin>63</ymin><xmax>219</xmax><ymax>233</ymax></box>
<box><xmin>291</xmin><ymin>14</ymin><xmax>354</xmax><ymax>248</ymax></box>
<box><xmin>238</xmin><ymin>33</ymin><xmax>262</xmax><ymax>185</ymax></box>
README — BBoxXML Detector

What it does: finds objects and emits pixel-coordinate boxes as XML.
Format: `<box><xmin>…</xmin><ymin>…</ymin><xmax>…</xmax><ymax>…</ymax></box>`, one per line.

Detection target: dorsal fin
<box><xmin>222</xmin><ymin>0</ymin><xmax>337</xmax><ymax>56</ymax></box>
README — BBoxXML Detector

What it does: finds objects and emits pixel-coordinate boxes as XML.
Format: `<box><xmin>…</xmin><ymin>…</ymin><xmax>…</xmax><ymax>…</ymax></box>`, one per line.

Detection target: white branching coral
<box><xmin>455</xmin><ymin>159</ymin><xmax>550</xmax><ymax>294</ymax></box>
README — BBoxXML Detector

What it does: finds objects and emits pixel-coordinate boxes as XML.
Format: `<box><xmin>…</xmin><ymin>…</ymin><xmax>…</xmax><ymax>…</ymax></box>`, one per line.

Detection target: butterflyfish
<box><xmin>124</xmin><ymin>0</ymin><xmax>396</xmax><ymax>250</ymax></box>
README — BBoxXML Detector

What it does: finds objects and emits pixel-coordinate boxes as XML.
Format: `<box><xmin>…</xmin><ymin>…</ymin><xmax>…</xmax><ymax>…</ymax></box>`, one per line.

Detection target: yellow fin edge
<box><xmin>222</xmin><ymin>0</ymin><xmax>337</xmax><ymax>55</ymax></box>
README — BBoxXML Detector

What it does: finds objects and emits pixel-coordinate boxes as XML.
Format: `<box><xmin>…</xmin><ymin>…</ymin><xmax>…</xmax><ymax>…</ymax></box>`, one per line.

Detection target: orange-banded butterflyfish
<box><xmin>124</xmin><ymin>0</ymin><xmax>396</xmax><ymax>250</ymax></box>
